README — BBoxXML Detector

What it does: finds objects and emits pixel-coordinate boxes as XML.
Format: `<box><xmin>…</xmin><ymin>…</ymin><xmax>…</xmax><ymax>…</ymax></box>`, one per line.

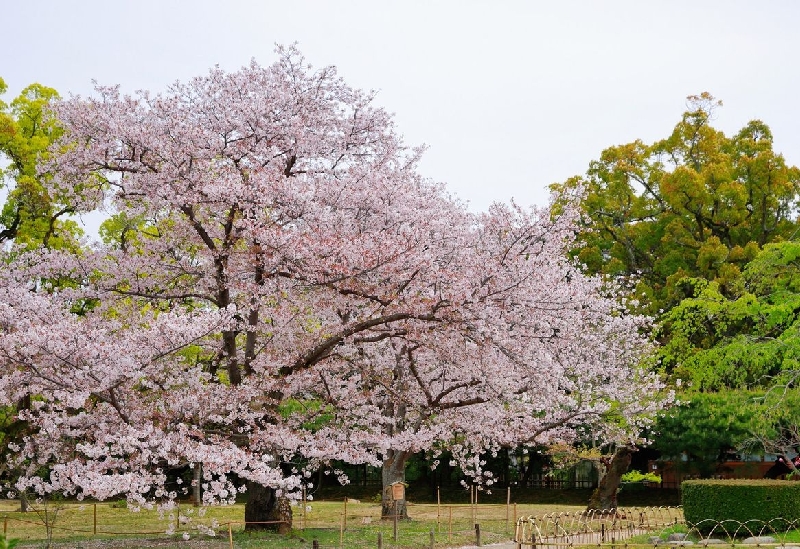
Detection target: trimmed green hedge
<box><xmin>682</xmin><ymin>479</ymin><xmax>800</xmax><ymax>532</ymax></box>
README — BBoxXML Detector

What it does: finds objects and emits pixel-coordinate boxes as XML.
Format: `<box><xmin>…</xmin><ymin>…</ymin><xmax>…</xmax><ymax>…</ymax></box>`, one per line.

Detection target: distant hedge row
<box><xmin>682</xmin><ymin>479</ymin><xmax>800</xmax><ymax>533</ymax></box>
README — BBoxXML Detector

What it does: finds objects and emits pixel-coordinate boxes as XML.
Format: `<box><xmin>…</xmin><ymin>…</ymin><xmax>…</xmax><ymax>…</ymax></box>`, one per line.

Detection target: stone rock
<box><xmin>668</xmin><ymin>533</ymin><xmax>689</xmax><ymax>541</ymax></box>
<box><xmin>649</xmin><ymin>536</ymin><xmax>663</xmax><ymax>545</ymax></box>
<box><xmin>742</xmin><ymin>536</ymin><xmax>776</xmax><ymax>544</ymax></box>
<box><xmin>699</xmin><ymin>539</ymin><xmax>726</xmax><ymax>545</ymax></box>
<box><xmin>669</xmin><ymin>542</ymin><xmax>694</xmax><ymax>546</ymax></box>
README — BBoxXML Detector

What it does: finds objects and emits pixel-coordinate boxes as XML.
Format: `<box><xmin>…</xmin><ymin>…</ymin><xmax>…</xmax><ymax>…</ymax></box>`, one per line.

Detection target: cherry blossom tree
<box><xmin>0</xmin><ymin>47</ymin><xmax>666</xmax><ymax>530</ymax></box>
<box><xmin>346</xmin><ymin>200</ymin><xmax>666</xmax><ymax>518</ymax></box>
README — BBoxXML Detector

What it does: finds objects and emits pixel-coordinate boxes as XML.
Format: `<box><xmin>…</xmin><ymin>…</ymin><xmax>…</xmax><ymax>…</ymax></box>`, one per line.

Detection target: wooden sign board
<box><xmin>391</xmin><ymin>482</ymin><xmax>405</xmax><ymax>501</ymax></box>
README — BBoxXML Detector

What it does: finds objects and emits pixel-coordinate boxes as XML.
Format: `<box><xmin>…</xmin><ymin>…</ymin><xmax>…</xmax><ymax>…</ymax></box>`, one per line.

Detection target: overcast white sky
<box><xmin>4</xmin><ymin>1</ymin><xmax>800</xmax><ymax>228</ymax></box>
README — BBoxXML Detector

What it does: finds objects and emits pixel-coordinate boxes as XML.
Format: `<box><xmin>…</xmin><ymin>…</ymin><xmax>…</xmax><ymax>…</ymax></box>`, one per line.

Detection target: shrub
<box><xmin>682</xmin><ymin>479</ymin><xmax>800</xmax><ymax>533</ymax></box>
<box><xmin>0</xmin><ymin>533</ymin><xmax>19</xmax><ymax>549</ymax></box>
<box><xmin>621</xmin><ymin>470</ymin><xmax>662</xmax><ymax>483</ymax></box>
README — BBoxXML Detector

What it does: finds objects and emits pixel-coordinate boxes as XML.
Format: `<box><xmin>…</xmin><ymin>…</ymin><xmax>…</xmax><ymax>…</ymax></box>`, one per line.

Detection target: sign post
<box><xmin>390</xmin><ymin>482</ymin><xmax>405</xmax><ymax>542</ymax></box>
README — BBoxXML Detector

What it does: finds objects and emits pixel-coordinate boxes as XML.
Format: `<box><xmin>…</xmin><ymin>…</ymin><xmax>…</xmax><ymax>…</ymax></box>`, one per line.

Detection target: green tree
<box><xmin>653</xmin><ymin>242</ymin><xmax>800</xmax><ymax>464</ymax></box>
<box><xmin>553</xmin><ymin>94</ymin><xmax>800</xmax><ymax>474</ymax></box>
<box><xmin>659</xmin><ymin>242</ymin><xmax>800</xmax><ymax>390</ymax></box>
<box><xmin>652</xmin><ymin>391</ymin><xmax>757</xmax><ymax>472</ymax></box>
<box><xmin>745</xmin><ymin>389</ymin><xmax>800</xmax><ymax>472</ymax></box>
<box><xmin>0</xmin><ymin>77</ymin><xmax>81</xmax><ymax>249</ymax></box>
<box><xmin>551</xmin><ymin>93</ymin><xmax>800</xmax><ymax>314</ymax></box>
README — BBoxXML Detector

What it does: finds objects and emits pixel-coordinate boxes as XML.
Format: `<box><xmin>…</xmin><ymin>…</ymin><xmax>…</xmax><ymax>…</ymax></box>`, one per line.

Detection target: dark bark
<box><xmin>381</xmin><ymin>449</ymin><xmax>411</xmax><ymax>520</ymax></box>
<box><xmin>520</xmin><ymin>453</ymin><xmax>536</xmax><ymax>486</ymax></box>
<box><xmin>244</xmin><ymin>482</ymin><xmax>292</xmax><ymax>533</ymax></box>
<box><xmin>764</xmin><ymin>456</ymin><xmax>792</xmax><ymax>479</ymax></box>
<box><xmin>221</xmin><ymin>330</ymin><xmax>241</xmax><ymax>386</ymax></box>
<box><xmin>0</xmin><ymin>208</ymin><xmax>21</xmax><ymax>243</ymax></box>
<box><xmin>586</xmin><ymin>446</ymin><xmax>635</xmax><ymax>511</ymax></box>
<box><xmin>19</xmin><ymin>491</ymin><xmax>29</xmax><ymax>512</ymax></box>
<box><xmin>192</xmin><ymin>464</ymin><xmax>202</xmax><ymax>506</ymax></box>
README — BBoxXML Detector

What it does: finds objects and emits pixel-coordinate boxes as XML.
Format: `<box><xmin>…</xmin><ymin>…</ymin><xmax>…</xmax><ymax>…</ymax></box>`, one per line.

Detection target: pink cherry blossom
<box><xmin>0</xmin><ymin>46</ymin><xmax>668</xmax><ymax>508</ymax></box>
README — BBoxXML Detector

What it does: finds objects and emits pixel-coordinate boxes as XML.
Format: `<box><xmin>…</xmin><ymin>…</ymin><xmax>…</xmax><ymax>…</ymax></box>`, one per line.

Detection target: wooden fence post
<box><xmin>475</xmin><ymin>522</ymin><xmax>481</xmax><ymax>546</ymax></box>
<box><xmin>227</xmin><ymin>523</ymin><xmax>233</xmax><ymax>549</ymax></box>
<box><xmin>377</xmin><ymin>532</ymin><xmax>383</xmax><ymax>549</ymax></box>
<box><xmin>448</xmin><ymin>506</ymin><xmax>453</xmax><ymax>542</ymax></box>
<box><xmin>506</xmin><ymin>486</ymin><xmax>511</xmax><ymax>530</ymax></box>
<box><xmin>437</xmin><ymin>486</ymin><xmax>441</xmax><ymax>532</ymax></box>
<box><xmin>393</xmin><ymin>500</ymin><xmax>398</xmax><ymax>542</ymax></box>
<box><xmin>513</xmin><ymin>503</ymin><xmax>517</xmax><ymax>527</ymax></box>
<box><xmin>301</xmin><ymin>486</ymin><xmax>306</xmax><ymax>530</ymax></box>
<box><xmin>93</xmin><ymin>503</ymin><xmax>97</xmax><ymax>535</ymax></box>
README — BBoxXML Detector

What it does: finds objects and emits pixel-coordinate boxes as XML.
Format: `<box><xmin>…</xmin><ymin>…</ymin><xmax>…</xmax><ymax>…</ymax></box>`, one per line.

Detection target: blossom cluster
<box><xmin>0</xmin><ymin>46</ymin><xmax>669</xmax><ymax>507</ymax></box>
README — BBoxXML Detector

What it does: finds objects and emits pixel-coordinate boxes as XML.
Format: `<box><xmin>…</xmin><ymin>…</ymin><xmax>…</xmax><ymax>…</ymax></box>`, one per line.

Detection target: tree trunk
<box><xmin>520</xmin><ymin>452</ymin><xmax>539</xmax><ymax>487</ymax></box>
<box><xmin>192</xmin><ymin>464</ymin><xmax>202</xmax><ymax>506</ymax></box>
<box><xmin>19</xmin><ymin>490</ymin><xmax>29</xmax><ymax>512</ymax></box>
<box><xmin>586</xmin><ymin>446</ymin><xmax>635</xmax><ymax>511</ymax></box>
<box><xmin>382</xmin><ymin>449</ymin><xmax>411</xmax><ymax>520</ymax></box>
<box><xmin>244</xmin><ymin>481</ymin><xmax>292</xmax><ymax>533</ymax></box>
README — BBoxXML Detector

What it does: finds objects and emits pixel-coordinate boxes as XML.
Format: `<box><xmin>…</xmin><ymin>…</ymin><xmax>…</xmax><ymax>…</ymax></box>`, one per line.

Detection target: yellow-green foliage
<box><xmin>621</xmin><ymin>470</ymin><xmax>661</xmax><ymax>483</ymax></box>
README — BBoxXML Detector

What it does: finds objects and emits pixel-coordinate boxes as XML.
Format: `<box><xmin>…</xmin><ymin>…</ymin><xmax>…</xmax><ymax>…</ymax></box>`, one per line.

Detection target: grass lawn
<box><xmin>1</xmin><ymin>498</ymin><xmax>587</xmax><ymax>548</ymax></box>
<box><xmin>0</xmin><ymin>487</ymin><xmax>681</xmax><ymax>548</ymax></box>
